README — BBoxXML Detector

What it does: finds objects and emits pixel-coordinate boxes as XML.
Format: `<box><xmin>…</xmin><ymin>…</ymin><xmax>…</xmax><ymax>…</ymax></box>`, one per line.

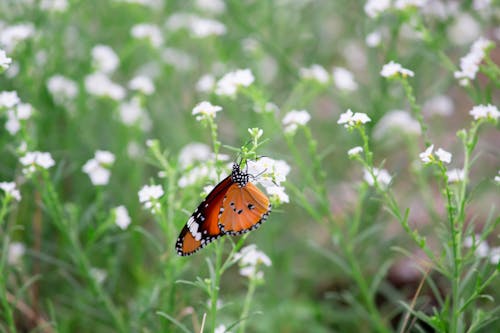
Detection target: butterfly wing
<box><xmin>176</xmin><ymin>176</ymin><xmax>233</xmax><ymax>256</ymax></box>
<box><xmin>218</xmin><ymin>182</ymin><xmax>271</xmax><ymax>235</ymax></box>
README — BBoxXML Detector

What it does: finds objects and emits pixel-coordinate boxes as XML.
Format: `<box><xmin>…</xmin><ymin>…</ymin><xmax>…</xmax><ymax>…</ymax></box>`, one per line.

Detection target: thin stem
<box><xmin>238</xmin><ymin>278</ymin><xmax>257</xmax><ymax>333</ymax></box>
<box><xmin>209</xmin><ymin>239</ymin><xmax>225</xmax><ymax>332</ymax></box>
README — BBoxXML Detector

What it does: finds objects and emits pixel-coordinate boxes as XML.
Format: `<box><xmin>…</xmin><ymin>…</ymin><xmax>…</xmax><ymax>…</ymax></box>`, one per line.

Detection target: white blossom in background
<box><xmin>128</xmin><ymin>75</ymin><xmax>155</xmax><ymax>95</ymax></box>
<box><xmin>494</xmin><ymin>171</ymin><xmax>500</xmax><ymax>184</ymax></box>
<box><xmin>435</xmin><ymin>148</ymin><xmax>452</xmax><ymax>164</ymax></box>
<box><xmin>85</xmin><ymin>72</ymin><xmax>126</xmax><ymax>101</ymax></box>
<box><xmin>190</xmin><ymin>17</ymin><xmax>226</xmax><ymax>38</ymax></box>
<box><xmin>114</xmin><ymin>0</ymin><xmax>163</xmax><ymax>8</ymax></box>
<box><xmin>363</xmin><ymin>168</ymin><xmax>392</xmax><ymax>188</ymax></box>
<box><xmin>196</xmin><ymin>74</ymin><xmax>215</xmax><ymax>93</ymax></box>
<box><xmin>215</xmin><ymin>69</ymin><xmax>254</xmax><ymax>97</ymax></box>
<box><xmin>192</xmin><ymin>101</ymin><xmax>222</xmax><ymax>121</ymax></box>
<box><xmin>47</xmin><ymin>75</ymin><xmax>79</xmax><ymax>104</ymax></box>
<box><xmin>91</xmin><ymin>45</ymin><xmax>119</xmax><ymax>74</ymax></box>
<box><xmin>454</xmin><ymin>37</ymin><xmax>492</xmax><ymax>85</ymax></box>
<box><xmin>394</xmin><ymin>0</ymin><xmax>427</xmax><ymax>10</ymax></box>
<box><xmin>214</xmin><ymin>325</ymin><xmax>231</xmax><ymax>333</ymax></box>
<box><xmin>446</xmin><ymin>168</ymin><xmax>465</xmax><ymax>183</ymax></box>
<box><xmin>0</xmin><ymin>91</ymin><xmax>20</xmax><ymax>108</ymax></box>
<box><xmin>0</xmin><ymin>182</ymin><xmax>21</xmax><ymax>201</ymax></box>
<box><xmin>161</xmin><ymin>48</ymin><xmax>194</xmax><ymax>71</ymax></box>
<box><xmin>423</xmin><ymin>95</ymin><xmax>454</xmax><ymax>116</ymax></box>
<box><xmin>0</xmin><ymin>23</ymin><xmax>35</xmax><ymax>52</ymax></box>
<box><xmin>127</xmin><ymin>141</ymin><xmax>143</xmax><ymax>159</ymax></box>
<box><xmin>419</xmin><ymin>145</ymin><xmax>452</xmax><ymax>164</ymax></box>
<box><xmin>381</xmin><ymin>61</ymin><xmax>414</xmax><ymax>78</ymax></box>
<box><xmin>348</xmin><ymin>146</ymin><xmax>363</xmax><ymax>157</ymax></box>
<box><xmin>282</xmin><ymin>109</ymin><xmax>311</xmax><ymax>134</ymax></box>
<box><xmin>40</xmin><ymin>0</ymin><xmax>69</xmax><ymax>12</ymax></box>
<box><xmin>20</xmin><ymin>151</ymin><xmax>55</xmax><ymax>175</ymax></box>
<box><xmin>90</xmin><ymin>268</ymin><xmax>107</xmax><ymax>284</ymax></box>
<box><xmin>178</xmin><ymin>143</ymin><xmax>212</xmax><ymax>169</ymax></box>
<box><xmin>138</xmin><ymin>184</ymin><xmax>164</xmax><ymax>211</ymax></box>
<box><xmin>131</xmin><ymin>23</ymin><xmax>163</xmax><ymax>48</ymax></box>
<box><xmin>464</xmin><ymin>235</ymin><xmax>490</xmax><ymax>258</ymax></box>
<box><xmin>419</xmin><ymin>145</ymin><xmax>434</xmax><ymax>163</ymax></box>
<box><xmin>337</xmin><ymin>109</ymin><xmax>371</xmax><ymax>129</ymax></box>
<box><xmin>366</xmin><ymin>31</ymin><xmax>382</xmax><ymax>47</ymax></box>
<box><xmin>178</xmin><ymin>164</ymin><xmax>225</xmax><ymax>188</ymax></box>
<box><xmin>234</xmin><ymin>244</ymin><xmax>272</xmax><ymax>280</ymax></box>
<box><xmin>447</xmin><ymin>13</ymin><xmax>480</xmax><ymax>46</ymax></box>
<box><xmin>373</xmin><ymin>110</ymin><xmax>421</xmax><ymax>140</ymax></box>
<box><xmin>8</xmin><ymin>242</ymin><xmax>25</xmax><ymax>265</ymax></box>
<box><xmin>246</xmin><ymin>157</ymin><xmax>291</xmax><ymax>199</ymax></box>
<box><xmin>473</xmin><ymin>0</ymin><xmax>491</xmax><ymax>10</ymax></box>
<box><xmin>332</xmin><ymin>67</ymin><xmax>358</xmax><ymax>92</ymax></box>
<box><xmin>490</xmin><ymin>247</ymin><xmax>500</xmax><ymax>265</ymax></box>
<box><xmin>196</xmin><ymin>0</ymin><xmax>226</xmax><ymax>14</ymax></box>
<box><xmin>119</xmin><ymin>97</ymin><xmax>145</xmax><ymax>126</ymax></box>
<box><xmin>114</xmin><ymin>205</ymin><xmax>131</xmax><ymax>230</ymax></box>
<box><xmin>469</xmin><ymin>104</ymin><xmax>499</xmax><ymax>121</ymax></box>
<box><xmin>0</xmin><ymin>49</ymin><xmax>12</xmax><ymax>69</ymax></box>
<box><xmin>364</xmin><ymin>0</ymin><xmax>391</xmax><ymax>18</ymax></box>
<box><xmin>253</xmin><ymin>102</ymin><xmax>279</xmax><ymax>114</ymax></box>
<box><xmin>82</xmin><ymin>150</ymin><xmax>115</xmax><ymax>186</ymax></box>
<box><xmin>266</xmin><ymin>185</ymin><xmax>289</xmax><ymax>204</ymax></box>
<box><xmin>299</xmin><ymin>64</ymin><xmax>329</xmax><ymax>84</ymax></box>
<box><xmin>4</xmin><ymin>103</ymin><xmax>33</xmax><ymax>135</ymax></box>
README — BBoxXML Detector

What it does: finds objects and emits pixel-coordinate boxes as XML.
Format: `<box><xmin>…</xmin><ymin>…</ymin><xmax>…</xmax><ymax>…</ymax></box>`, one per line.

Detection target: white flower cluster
<box><xmin>282</xmin><ymin>109</ymin><xmax>311</xmax><ymax>134</ymax></box>
<box><xmin>166</xmin><ymin>13</ymin><xmax>226</xmax><ymax>38</ymax></box>
<box><xmin>0</xmin><ymin>49</ymin><xmax>12</xmax><ymax>69</ymax></box>
<box><xmin>469</xmin><ymin>104</ymin><xmax>499</xmax><ymax>121</ymax></box>
<box><xmin>215</xmin><ymin>69</ymin><xmax>255</xmax><ymax>97</ymax></box>
<box><xmin>0</xmin><ymin>91</ymin><xmax>34</xmax><ymax>135</ymax></box>
<box><xmin>337</xmin><ymin>109</ymin><xmax>371</xmax><ymax>129</ymax></box>
<box><xmin>380</xmin><ymin>61</ymin><xmax>414</xmax><ymax>78</ymax></box>
<box><xmin>128</xmin><ymin>76</ymin><xmax>155</xmax><ymax>95</ymax></box>
<box><xmin>373</xmin><ymin>110</ymin><xmax>421</xmax><ymax>140</ymax></box>
<box><xmin>82</xmin><ymin>150</ymin><xmax>115</xmax><ymax>186</ymax></box>
<box><xmin>454</xmin><ymin>37</ymin><xmax>492</xmax><ymax>86</ymax></box>
<box><xmin>114</xmin><ymin>205</ymin><xmax>131</xmax><ymax>230</ymax></box>
<box><xmin>247</xmin><ymin>157</ymin><xmax>291</xmax><ymax>204</ymax></box>
<box><xmin>0</xmin><ymin>23</ymin><xmax>35</xmax><ymax>52</ymax></box>
<box><xmin>419</xmin><ymin>145</ymin><xmax>452</xmax><ymax>164</ymax></box>
<box><xmin>131</xmin><ymin>23</ymin><xmax>163</xmax><ymax>48</ymax></box>
<box><xmin>0</xmin><ymin>182</ymin><xmax>21</xmax><ymax>202</ymax></box>
<box><xmin>20</xmin><ymin>151</ymin><xmax>56</xmax><ymax>175</ymax></box>
<box><xmin>299</xmin><ymin>64</ymin><xmax>330</xmax><ymax>84</ymax></box>
<box><xmin>47</xmin><ymin>75</ymin><xmax>79</xmax><ymax>107</ymax></box>
<box><xmin>363</xmin><ymin>168</ymin><xmax>392</xmax><ymax>188</ymax></box>
<box><xmin>8</xmin><ymin>242</ymin><xmax>25</xmax><ymax>265</ymax></box>
<box><xmin>119</xmin><ymin>97</ymin><xmax>151</xmax><ymax>130</ymax></box>
<box><xmin>192</xmin><ymin>101</ymin><xmax>222</xmax><ymax>121</ymax></box>
<box><xmin>40</xmin><ymin>0</ymin><xmax>69</xmax><ymax>12</ymax></box>
<box><xmin>332</xmin><ymin>67</ymin><xmax>358</xmax><ymax>92</ymax></box>
<box><xmin>234</xmin><ymin>244</ymin><xmax>272</xmax><ymax>280</ymax></box>
<box><xmin>138</xmin><ymin>184</ymin><xmax>164</xmax><ymax>211</ymax></box>
<box><xmin>446</xmin><ymin>168</ymin><xmax>465</xmax><ymax>183</ymax></box>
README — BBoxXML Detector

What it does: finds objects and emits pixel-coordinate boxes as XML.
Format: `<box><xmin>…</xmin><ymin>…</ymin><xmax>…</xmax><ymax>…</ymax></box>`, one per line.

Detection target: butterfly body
<box><xmin>176</xmin><ymin>163</ymin><xmax>271</xmax><ymax>256</ymax></box>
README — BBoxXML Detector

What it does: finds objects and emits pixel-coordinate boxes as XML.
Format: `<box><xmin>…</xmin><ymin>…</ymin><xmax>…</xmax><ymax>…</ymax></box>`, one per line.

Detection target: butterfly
<box><xmin>176</xmin><ymin>163</ymin><xmax>271</xmax><ymax>256</ymax></box>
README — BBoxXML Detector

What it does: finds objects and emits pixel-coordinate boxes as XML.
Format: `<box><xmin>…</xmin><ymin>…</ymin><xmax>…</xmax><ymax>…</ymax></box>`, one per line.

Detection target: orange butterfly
<box><xmin>176</xmin><ymin>163</ymin><xmax>271</xmax><ymax>256</ymax></box>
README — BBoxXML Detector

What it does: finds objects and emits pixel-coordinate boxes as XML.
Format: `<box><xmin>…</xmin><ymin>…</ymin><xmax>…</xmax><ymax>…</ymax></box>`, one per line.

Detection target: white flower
<box><xmin>215</xmin><ymin>69</ymin><xmax>254</xmax><ymax>97</ymax></box>
<box><xmin>5</xmin><ymin>110</ymin><xmax>20</xmax><ymax>135</ymax></box>
<box><xmin>178</xmin><ymin>142</ymin><xmax>212</xmax><ymax>169</ymax></box>
<box><xmin>446</xmin><ymin>168</ymin><xmax>465</xmax><ymax>183</ymax></box>
<box><xmin>473</xmin><ymin>0</ymin><xmax>491</xmax><ymax>10</ymax></box>
<box><xmin>395</xmin><ymin>0</ymin><xmax>427</xmax><ymax>10</ymax></box>
<box><xmin>448</xmin><ymin>14</ymin><xmax>481</xmax><ymax>47</ymax></box>
<box><xmin>47</xmin><ymin>75</ymin><xmax>79</xmax><ymax>104</ymax></box>
<box><xmin>366</xmin><ymin>31</ymin><xmax>382</xmax><ymax>47</ymax></box>
<box><xmin>0</xmin><ymin>182</ymin><xmax>21</xmax><ymax>201</ymax></box>
<box><xmin>40</xmin><ymin>0</ymin><xmax>69</xmax><ymax>12</ymax></box>
<box><xmin>248</xmin><ymin>127</ymin><xmax>263</xmax><ymax>139</ymax></box>
<box><xmin>337</xmin><ymin>109</ymin><xmax>371</xmax><ymax>128</ymax></box>
<box><xmin>495</xmin><ymin>171</ymin><xmax>500</xmax><ymax>184</ymax></box>
<box><xmin>0</xmin><ymin>91</ymin><xmax>20</xmax><ymax>108</ymax></box>
<box><xmin>0</xmin><ymin>23</ymin><xmax>35</xmax><ymax>52</ymax></box>
<box><xmin>348</xmin><ymin>146</ymin><xmax>363</xmax><ymax>157</ymax></box>
<box><xmin>20</xmin><ymin>151</ymin><xmax>55</xmax><ymax>174</ymax></box>
<box><xmin>90</xmin><ymin>268</ymin><xmax>107</xmax><ymax>284</ymax></box>
<box><xmin>114</xmin><ymin>205</ymin><xmax>131</xmax><ymax>230</ymax></box>
<box><xmin>435</xmin><ymin>148</ymin><xmax>452</xmax><ymax>164</ymax></box>
<box><xmin>85</xmin><ymin>72</ymin><xmax>126</xmax><ymax>101</ymax></box>
<box><xmin>91</xmin><ymin>45</ymin><xmax>119</xmax><ymax>74</ymax></box>
<box><xmin>364</xmin><ymin>0</ymin><xmax>391</xmax><ymax>18</ymax></box>
<box><xmin>282</xmin><ymin>109</ymin><xmax>311</xmax><ymax>133</ymax></box>
<box><xmin>253</xmin><ymin>102</ymin><xmax>279</xmax><ymax>114</ymax></box>
<box><xmin>214</xmin><ymin>325</ymin><xmax>230</xmax><ymax>333</ymax></box>
<box><xmin>16</xmin><ymin>103</ymin><xmax>33</xmax><ymax>120</ymax></box>
<box><xmin>82</xmin><ymin>150</ymin><xmax>115</xmax><ymax>186</ymax></box>
<box><xmin>178</xmin><ymin>164</ymin><xmax>224</xmax><ymax>188</ymax></box>
<box><xmin>373</xmin><ymin>110</ymin><xmax>421</xmax><ymax>140</ymax></box>
<box><xmin>235</xmin><ymin>244</ymin><xmax>272</xmax><ymax>279</ymax></box>
<box><xmin>8</xmin><ymin>242</ymin><xmax>25</xmax><ymax>265</ymax></box>
<box><xmin>363</xmin><ymin>168</ymin><xmax>392</xmax><ymax>188</ymax></box>
<box><xmin>299</xmin><ymin>64</ymin><xmax>330</xmax><ymax>84</ymax></box>
<box><xmin>192</xmin><ymin>101</ymin><xmax>222</xmax><ymax>121</ymax></box>
<box><xmin>196</xmin><ymin>0</ymin><xmax>226</xmax><ymax>14</ymax></box>
<box><xmin>332</xmin><ymin>67</ymin><xmax>358</xmax><ymax>92</ymax></box>
<box><xmin>381</xmin><ymin>61</ymin><xmax>414</xmax><ymax>78</ymax></box>
<box><xmin>246</xmin><ymin>157</ymin><xmax>290</xmax><ymax>189</ymax></box>
<box><xmin>189</xmin><ymin>17</ymin><xmax>226</xmax><ymax>38</ymax></box>
<box><xmin>419</xmin><ymin>145</ymin><xmax>434</xmax><ymax>163</ymax></box>
<box><xmin>423</xmin><ymin>95</ymin><xmax>454</xmax><ymax>117</ymax></box>
<box><xmin>266</xmin><ymin>185</ymin><xmax>289</xmax><ymax>204</ymax></box>
<box><xmin>131</xmin><ymin>24</ymin><xmax>163</xmax><ymax>48</ymax></box>
<box><xmin>469</xmin><ymin>104</ymin><xmax>500</xmax><ymax>121</ymax></box>
<box><xmin>196</xmin><ymin>74</ymin><xmax>216</xmax><ymax>93</ymax></box>
<box><xmin>162</xmin><ymin>48</ymin><xmax>194</xmax><ymax>71</ymax></box>
<box><xmin>128</xmin><ymin>75</ymin><xmax>155</xmax><ymax>95</ymax></box>
<box><xmin>138</xmin><ymin>184</ymin><xmax>164</xmax><ymax>210</ymax></box>
<box><xmin>490</xmin><ymin>247</ymin><xmax>500</xmax><ymax>265</ymax></box>
<box><xmin>0</xmin><ymin>49</ymin><xmax>12</xmax><ymax>69</ymax></box>
<box><xmin>454</xmin><ymin>37</ymin><xmax>492</xmax><ymax>85</ymax></box>
<box><xmin>119</xmin><ymin>98</ymin><xmax>145</xmax><ymax>125</ymax></box>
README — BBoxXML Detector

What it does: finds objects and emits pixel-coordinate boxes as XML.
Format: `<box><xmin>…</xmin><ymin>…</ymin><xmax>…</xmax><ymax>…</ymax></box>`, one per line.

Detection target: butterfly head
<box><xmin>231</xmin><ymin>163</ymin><xmax>249</xmax><ymax>188</ymax></box>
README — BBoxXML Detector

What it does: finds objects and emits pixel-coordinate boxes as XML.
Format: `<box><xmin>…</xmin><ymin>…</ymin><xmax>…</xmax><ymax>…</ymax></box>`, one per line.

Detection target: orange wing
<box><xmin>218</xmin><ymin>182</ymin><xmax>271</xmax><ymax>235</ymax></box>
<box><xmin>176</xmin><ymin>176</ymin><xmax>233</xmax><ymax>256</ymax></box>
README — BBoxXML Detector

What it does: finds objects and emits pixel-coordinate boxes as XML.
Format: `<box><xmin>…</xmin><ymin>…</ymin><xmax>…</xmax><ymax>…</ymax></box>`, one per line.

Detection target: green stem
<box><xmin>238</xmin><ymin>278</ymin><xmax>257</xmax><ymax>333</ymax></box>
<box><xmin>209</xmin><ymin>239</ymin><xmax>225</xmax><ymax>332</ymax></box>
